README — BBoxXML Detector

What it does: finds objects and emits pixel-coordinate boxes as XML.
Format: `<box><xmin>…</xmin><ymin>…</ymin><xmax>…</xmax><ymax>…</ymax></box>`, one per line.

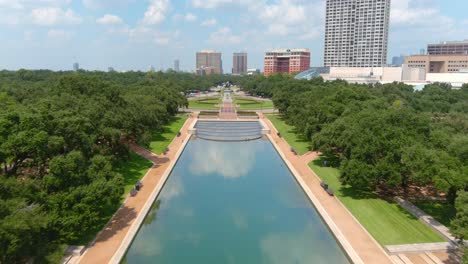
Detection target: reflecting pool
<box><xmin>123</xmin><ymin>137</ymin><xmax>350</xmax><ymax>264</ymax></box>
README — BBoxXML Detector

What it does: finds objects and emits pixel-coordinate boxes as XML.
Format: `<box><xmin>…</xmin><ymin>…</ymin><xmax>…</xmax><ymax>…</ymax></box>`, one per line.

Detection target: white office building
<box><xmin>324</xmin><ymin>0</ymin><xmax>391</xmax><ymax>67</ymax></box>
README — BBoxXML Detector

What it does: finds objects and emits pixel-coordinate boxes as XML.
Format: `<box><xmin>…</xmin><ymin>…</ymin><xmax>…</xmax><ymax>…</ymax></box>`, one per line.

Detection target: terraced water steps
<box><xmin>194</xmin><ymin>121</ymin><xmax>263</xmax><ymax>141</ymax></box>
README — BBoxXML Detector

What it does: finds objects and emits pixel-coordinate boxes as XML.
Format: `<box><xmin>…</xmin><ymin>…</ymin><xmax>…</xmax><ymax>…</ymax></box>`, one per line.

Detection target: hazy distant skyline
<box><xmin>1</xmin><ymin>0</ymin><xmax>468</xmax><ymax>72</ymax></box>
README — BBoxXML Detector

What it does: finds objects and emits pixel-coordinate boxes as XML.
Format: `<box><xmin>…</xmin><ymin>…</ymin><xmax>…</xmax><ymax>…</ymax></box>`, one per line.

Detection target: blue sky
<box><xmin>1</xmin><ymin>0</ymin><xmax>467</xmax><ymax>72</ymax></box>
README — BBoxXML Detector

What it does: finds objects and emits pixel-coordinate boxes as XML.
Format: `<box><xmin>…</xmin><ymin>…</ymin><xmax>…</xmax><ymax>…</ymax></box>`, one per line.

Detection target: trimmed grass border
<box><xmin>265</xmin><ymin>114</ymin><xmax>311</xmax><ymax>155</ymax></box>
<box><xmin>149</xmin><ymin>114</ymin><xmax>188</xmax><ymax>155</ymax></box>
<box><xmin>234</xmin><ymin>98</ymin><xmax>274</xmax><ymax>110</ymax></box>
<box><xmin>309</xmin><ymin>159</ymin><xmax>445</xmax><ymax>245</ymax></box>
<box><xmin>188</xmin><ymin>97</ymin><xmax>220</xmax><ymax>109</ymax></box>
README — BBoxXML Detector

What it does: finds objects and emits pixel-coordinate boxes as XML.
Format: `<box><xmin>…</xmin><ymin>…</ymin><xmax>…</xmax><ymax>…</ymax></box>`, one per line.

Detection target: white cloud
<box><xmin>391</xmin><ymin>0</ymin><xmax>453</xmax><ymax>27</ymax></box>
<box><xmin>259</xmin><ymin>1</ymin><xmax>307</xmax><ymax>25</ymax></box>
<box><xmin>191</xmin><ymin>0</ymin><xmax>256</xmax><ymax>9</ymax></box>
<box><xmin>31</xmin><ymin>7</ymin><xmax>82</xmax><ymax>26</ymax></box>
<box><xmin>200</xmin><ymin>18</ymin><xmax>217</xmax><ymax>27</ymax></box>
<box><xmin>208</xmin><ymin>26</ymin><xmax>243</xmax><ymax>45</ymax></box>
<box><xmin>155</xmin><ymin>36</ymin><xmax>170</xmax><ymax>45</ymax></box>
<box><xmin>142</xmin><ymin>0</ymin><xmax>170</xmax><ymax>25</ymax></box>
<box><xmin>96</xmin><ymin>14</ymin><xmax>123</xmax><ymax>25</ymax></box>
<box><xmin>184</xmin><ymin>13</ymin><xmax>197</xmax><ymax>22</ymax></box>
<box><xmin>82</xmin><ymin>0</ymin><xmax>133</xmax><ymax>10</ymax></box>
<box><xmin>174</xmin><ymin>13</ymin><xmax>198</xmax><ymax>22</ymax></box>
<box><xmin>189</xmin><ymin>140</ymin><xmax>258</xmax><ymax>178</ymax></box>
<box><xmin>0</xmin><ymin>0</ymin><xmax>23</xmax><ymax>9</ymax></box>
<box><xmin>192</xmin><ymin>0</ymin><xmax>323</xmax><ymax>40</ymax></box>
<box><xmin>47</xmin><ymin>29</ymin><xmax>72</xmax><ymax>39</ymax></box>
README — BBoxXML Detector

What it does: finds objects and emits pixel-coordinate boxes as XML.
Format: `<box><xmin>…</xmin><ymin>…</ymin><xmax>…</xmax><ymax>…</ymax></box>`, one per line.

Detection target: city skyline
<box><xmin>1</xmin><ymin>0</ymin><xmax>468</xmax><ymax>72</ymax></box>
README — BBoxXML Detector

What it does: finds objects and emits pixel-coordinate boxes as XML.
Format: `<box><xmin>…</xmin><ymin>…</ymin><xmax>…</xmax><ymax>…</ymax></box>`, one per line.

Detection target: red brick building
<box><xmin>264</xmin><ymin>49</ymin><xmax>311</xmax><ymax>76</ymax></box>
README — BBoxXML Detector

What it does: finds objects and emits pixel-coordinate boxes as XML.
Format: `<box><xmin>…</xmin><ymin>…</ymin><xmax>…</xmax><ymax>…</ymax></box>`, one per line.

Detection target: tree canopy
<box><xmin>0</xmin><ymin>70</ymin><xmax>217</xmax><ymax>262</ymax></box>
<box><xmin>239</xmin><ymin>75</ymin><xmax>468</xmax><ymax>202</ymax></box>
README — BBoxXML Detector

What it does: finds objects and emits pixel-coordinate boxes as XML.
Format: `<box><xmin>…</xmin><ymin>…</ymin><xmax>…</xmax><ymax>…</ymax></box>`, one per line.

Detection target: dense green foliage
<box><xmin>0</xmin><ymin>70</ymin><xmax>196</xmax><ymax>262</ymax></box>
<box><xmin>242</xmin><ymin>75</ymin><xmax>468</xmax><ymax>202</ymax></box>
<box><xmin>451</xmin><ymin>191</ymin><xmax>468</xmax><ymax>263</ymax></box>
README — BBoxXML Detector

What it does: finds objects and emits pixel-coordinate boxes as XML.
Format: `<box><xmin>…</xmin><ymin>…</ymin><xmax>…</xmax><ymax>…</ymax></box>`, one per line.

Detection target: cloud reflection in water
<box><xmin>189</xmin><ymin>140</ymin><xmax>259</xmax><ymax>179</ymax></box>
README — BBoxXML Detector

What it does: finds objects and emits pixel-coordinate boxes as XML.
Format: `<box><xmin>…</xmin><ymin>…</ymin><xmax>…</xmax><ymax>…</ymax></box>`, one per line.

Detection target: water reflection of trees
<box><xmin>143</xmin><ymin>200</ymin><xmax>161</xmax><ymax>226</ymax></box>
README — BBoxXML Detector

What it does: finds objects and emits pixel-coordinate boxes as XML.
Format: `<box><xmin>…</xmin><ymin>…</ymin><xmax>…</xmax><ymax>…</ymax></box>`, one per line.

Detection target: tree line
<box><xmin>0</xmin><ymin>70</ymin><xmax>211</xmax><ymax>262</ymax></box>
<box><xmin>239</xmin><ymin>74</ymin><xmax>468</xmax><ymax>259</ymax></box>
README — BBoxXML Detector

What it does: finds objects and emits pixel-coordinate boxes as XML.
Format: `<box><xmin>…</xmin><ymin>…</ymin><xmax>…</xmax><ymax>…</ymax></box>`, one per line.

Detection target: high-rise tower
<box><xmin>324</xmin><ymin>0</ymin><xmax>391</xmax><ymax>67</ymax></box>
<box><xmin>232</xmin><ymin>52</ymin><xmax>248</xmax><ymax>75</ymax></box>
<box><xmin>196</xmin><ymin>51</ymin><xmax>223</xmax><ymax>75</ymax></box>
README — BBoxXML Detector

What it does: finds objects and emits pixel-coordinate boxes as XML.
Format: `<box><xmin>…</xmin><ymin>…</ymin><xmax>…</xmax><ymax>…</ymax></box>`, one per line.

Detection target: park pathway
<box><xmin>219</xmin><ymin>91</ymin><xmax>237</xmax><ymax>120</ymax></box>
<box><xmin>78</xmin><ymin>115</ymin><xmax>196</xmax><ymax>264</ymax></box>
<box><xmin>300</xmin><ymin>151</ymin><xmax>321</xmax><ymax>164</ymax></box>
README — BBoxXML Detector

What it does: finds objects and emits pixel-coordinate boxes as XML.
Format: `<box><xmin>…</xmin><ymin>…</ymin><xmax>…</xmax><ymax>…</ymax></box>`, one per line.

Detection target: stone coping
<box><xmin>109</xmin><ymin>123</ymin><xmax>193</xmax><ymax>264</ymax></box>
<box><xmin>385</xmin><ymin>242</ymin><xmax>458</xmax><ymax>254</ymax></box>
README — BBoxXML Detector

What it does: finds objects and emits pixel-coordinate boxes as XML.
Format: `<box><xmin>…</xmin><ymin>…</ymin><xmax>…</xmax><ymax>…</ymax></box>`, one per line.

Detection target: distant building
<box><xmin>405</xmin><ymin>54</ymin><xmax>468</xmax><ymax>73</ymax></box>
<box><xmin>232</xmin><ymin>52</ymin><xmax>248</xmax><ymax>75</ymax></box>
<box><xmin>392</xmin><ymin>55</ymin><xmax>405</xmax><ymax>66</ymax></box>
<box><xmin>263</xmin><ymin>49</ymin><xmax>310</xmax><ymax>76</ymax></box>
<box><xmin>73</xmin><ymin>63</ymin><xmax>79</xmax><ymax>71</ymax></box>
<box><xmin>196</xmin><ymin>66</ymin><xmax>218</xmax><ymax>76</ymax></box>
<box><xmin>149</xmin><ymin>65</ymin><xmax>155</xmax><ymax>72</ymax></box>
<box><xmin>196</xmin><ymin>50</ymin><xmax>222</xmax><ymax>75</ymax></box>
<box><xmin>247</xmin><ymin>68</ymin><xmax>261</xmax><ymax>76</ymax></box>
<box><xmin>324</xmin><ymin>0</ymin><xmax>391</xmax><ymax>67</ymax></box>
<box><xmin>321</xmin><ymin>66</ymin><xmax>426</xmax><ymax>84</ymax></box>
<box><xmin>428</xmin><ymin>40</ymin><xmax>468</xmax><ymax>55</ymax></box>
<box><xmin>108</xmin><ymin>67</ymin><xmax>115</xmax><ymax>72</ymax></box>
<box><xmin>406</xmin><ymin>41</ymin><xmax>468</xmax><ymax>73</ymax></box>
<box><xmin>174</xmin><ymin>59</ymin><xmax>180</xmax><ymax>72</ymax></box>
<box><xmin>295</xmin><ymin>67</ymin><xmax>330</xmax><ymax>80</ymax></box>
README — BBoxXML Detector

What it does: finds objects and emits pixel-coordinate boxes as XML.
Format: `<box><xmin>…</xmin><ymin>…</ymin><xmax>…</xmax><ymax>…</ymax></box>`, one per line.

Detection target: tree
<box><xmin>451</xmin><ymin>191</ymin><xmax>468</xmax><ymax>263</ymax></box>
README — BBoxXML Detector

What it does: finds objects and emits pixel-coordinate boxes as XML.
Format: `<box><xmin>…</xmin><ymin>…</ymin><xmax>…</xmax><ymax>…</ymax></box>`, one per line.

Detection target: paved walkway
<box><xmin>300</xmin><ymin>151</ymin><xmax>321</xmax><ymax>164</ymax></box>
<box><xmin>78</xmin><ymin>116</ymin><xmax>196</xmax><ymax>264</ymax></box>
<box><xmin>260</xmin><ymin>113</ymin><xmax>393</xmax><ymax>264</ymax></box>
<box><xmin>219</xmin><ymin>92</ymin><xmax>237</xmax><ymax>120</ymax></box>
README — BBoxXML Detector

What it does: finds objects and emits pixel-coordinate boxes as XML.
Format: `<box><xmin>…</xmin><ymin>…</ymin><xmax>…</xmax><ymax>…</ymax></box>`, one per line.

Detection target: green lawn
<box><xmin>115</xmin><ymin>151</ymin><xmax>153</xmax><ymax>196</ymax></box>
<box><xmin>188</xmin><ymin>98</ymin><xmax>220</xmax><ymax>109</ymax></box>
<box><xmin>266</xmin><ymin>114</ymin><xmax>311</xmax><ymax>155</ymax></box>
<box><xmin>309</xmin><ymin>159</ymin><xmax>445</xmax><ymax>245</ymax></box>
<box><xmin>149</xmin><ymin>114</ymin><xmax>188</xmax><ymax>154</ymax></box>
<box><xmin>235</xmin><ymin>98</ymin><xmax>274</xmax><ymax>110</ymax></box>
<box><xmin>412</xmin><ymin>200</ymin><xmax>456</xmax><ymax>227</ymax></box>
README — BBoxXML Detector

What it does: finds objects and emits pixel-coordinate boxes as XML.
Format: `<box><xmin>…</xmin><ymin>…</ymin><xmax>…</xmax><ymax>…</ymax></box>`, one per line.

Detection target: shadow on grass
<box><xmin>312</xmin><ymin>157</ymin><xmax>378</xmax><ymax>200</ymax></box>
<box><xmin>115</xmin><ymin>152</ymin><xmax>153</xmax><ymax>194</ymax></box>
<box><xmin>150</xmin><ymin>116</ymin><xmax>184</xmax><ymax>152</ymax></box>
<box><xmin>412</xmin><ymin>200</ymin><xmax>455</xmax><ymax>227</ymax></box>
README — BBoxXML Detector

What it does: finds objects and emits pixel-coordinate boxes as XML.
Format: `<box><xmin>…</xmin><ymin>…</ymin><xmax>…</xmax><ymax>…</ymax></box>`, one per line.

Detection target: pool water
<box><xmin>123</xmin><ymin>137</ymin><xmax>350</xmax><ymax>264</ymax></box>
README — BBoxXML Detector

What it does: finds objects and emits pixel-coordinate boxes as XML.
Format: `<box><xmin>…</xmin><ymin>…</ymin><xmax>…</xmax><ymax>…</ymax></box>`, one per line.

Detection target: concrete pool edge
<box><xmin>107</xmin><ymin>118</ymin><xmax>388</xmax><ymax>263</ymax></box>
<box><xmin>266</xmin><ymin>133</ymin><xmax>364</xmax><ymax>264</ymax></box>
<box><xmin>108</xmin><ymin>118</ymin><xmax>195</xmax><ymax>264</ymax></box>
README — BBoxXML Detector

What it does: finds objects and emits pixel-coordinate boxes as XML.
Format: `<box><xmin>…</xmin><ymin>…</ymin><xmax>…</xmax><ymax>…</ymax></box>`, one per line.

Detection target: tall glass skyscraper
<box><xmin>324</xmin><ymin>0</ymin><xmax>391</xmax><ymax>67</ymax></box>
